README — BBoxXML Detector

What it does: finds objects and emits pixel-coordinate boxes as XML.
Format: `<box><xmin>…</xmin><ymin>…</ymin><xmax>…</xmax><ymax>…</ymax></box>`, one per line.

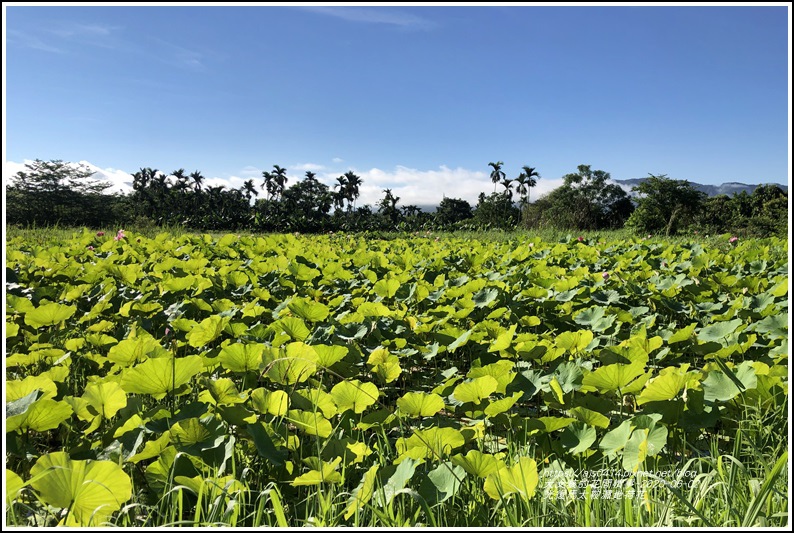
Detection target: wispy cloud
<box><xmin>8</xmin><ymin>21</ymin><xmax>123</xmax><ymax>55</ymax></box>
<box><xmin>302</xmin><ymin>7</ymin><xmax>435</xmax><ymax>30</ymax></box>
<box><xmin>149</xmin><ymin>37</ymin><xmax>206</xmax><ymax>71</ymax></box>
<box><xmin>292</xmin><ymin>163</ymin><xmax>326</xmax><ymax>172</ymax></box>
<box><xmin>332</xmin><ymin>157</ymin><xmax>345</xmax><ymax>164</ymax></box>
<box><xmin>7</xmin><ymin>29</ymin><xmax>65</xmax><ymax>53</ymax></box>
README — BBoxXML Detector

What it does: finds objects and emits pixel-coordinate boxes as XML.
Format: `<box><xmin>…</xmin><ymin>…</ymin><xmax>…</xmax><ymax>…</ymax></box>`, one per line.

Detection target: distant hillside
<box><xmin>613</xmin><ymin>178</ymin><xmax>788</xmax><ymax>197</ymax></box>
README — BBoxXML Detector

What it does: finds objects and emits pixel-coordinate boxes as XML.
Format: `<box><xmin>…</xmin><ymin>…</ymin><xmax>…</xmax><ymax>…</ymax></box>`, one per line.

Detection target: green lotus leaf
<box><xmin>472</xmin><ymin>288</ymin><xmax>499</xmax><ymax>308</ymax></box>
<box><xmin>697</xmin><ymin>318</ymin><xmax>744</xmax><ymax>343</ymax></box>
<box><xmin>527</xmin><ymin>416</ymin><xmax>577</xmax><ymax>433</ymax></box>
<box><xmin>203</xmin><ymin>377</ymin><xmax>247</xmax><ymax>405</ymax></box>
<box><xmin>170</xmin><ymin>417</ymin><xmax>226</xmax><ymax>451</ymax></box>
<box><xmin>396</xmin><ymin>427</ymin><xmax>465</xmax><ymax>462</ymax></box>
<box><xmin>358</xmin><ymin>301</ymin><xmax>392</xmax><ymax>317</ymax></box>
<box><xmin>288</xmin><ymin>261</ymin><xmax>320</xmax><ymax>282</ymax></box>
<box><xmin>599</xmin><ymin>419</ymin><xmax>633</xmax><ymax>455</ymax></box>
<box><xmin>6</xmin><ymin>321</ymin><xmax>19</xmax><ymax>338</ymax></box>
<box><xmin>6</xmin><ymin>374</ymin><xmax>58</xmax><ymax>402</ymax></box>
<box><xmin>30</xmin><ymin>452</ymin><xmax>132</xmax><ymax>526</ymax></box>
<box><xmin>24</xmin><ymin>302</ymin><xmax>76</xmax><ymax>328</ymax></box>
<box><xmin>186</xmin><ymin>315</ymin><xmax>230</xmax><ymax>348</ymax></box>
<box><xmin>484</xmin><ymin>457</ymin><xmax>538</xmax><ymax>501</ymax></box>
<box><xmin>453</xmin><ymin>375</ymin><xmax>498</xmax><ymax>404</ymax></box>
<box><xmin>622</xmin><ymin>424</ymin><xmax>668</xmax><ymax>473</ymax></box>
<box><xmin>291</xmin><ymin>457</ymin><xmax>343</xmax><ymax>486</ymax></box>
<box><xmin>447</xmin><ymin>329</ymin><xmax>472</xmax><ymax>353</ymax></box>
<box><xmin>330</xmin><ymin>380</ymin><xmax>379</xmax><ymax>414</ymax></box>
<box><xmin>216</xmin><ymin>404</ymin><xmax>257</xmax><ymax>426</ymax></box>
<box><xmin>373</xmin><ymin>278</ymin><xmax>401</xmax><ymax>299</ymax></box>
<box><xmin>750</xmin><ymin>313</ymin><xmax>788</xmax><ymax>340</ymax></box>
<box><xmin>366</xmin><ymin>348</ymin><xmax>402</xmax><ymax>383</ymax></box>
<box><xmin>287</xmin><ymin>409</ymin><xmax>333</xmax><ymax>438</ymax></box>
<box><xmin>107</xmin><ymin>335</ymin><xmax>167</xmax><ymax>366</ymax></box>
<box><xmin>582</xmin><ymin>362</ymin><xmax>647</xmax><ymax>393</ymax></box>
<box><xmin>560</xmin><ymin>421</ymin><xmax>597</xmax><ymax>455</ymax></box>
<box><xmin>396</xmin><ymin>391</ymin><xmax>445</xmax><ymax>417</ymax></box>
<box><xmin>418</xmin><ymin>461</ymin><xmax>466</xmax><ymax>505</ymax></box>
<box><xmin>246</xmin><ymin>423</ymin><xmax>288</xmax><ymax>467</ymax></box>
<box><xmin>120</xmin><ymin>355</ymin><xmax>203</xmax><ymax>399</ymax></box>
<box><xmin>250</xmin><ymin>388</ymin><xmax>289</xmax><ymax>416</ymax></box>
<box><xmin>217</xmin><ymin>343</ymin><xmax>266</xmax><ymax>373</ymax></box>
<box><xmin>484</xmin><ymin>391</ymin><xmax>523</xmax><ymax>417</ymax></box>
<box><xmin>288</xmin><ymin>297</ymin><xmax>330</xmax><ymax>323</ymax></box>
<box><xmin>291</xmin><ymin>388</ymin><xmax>338</xmax><ymax>418</ymax></box>
<box><xmin>266</xmin><ymin>354</ymin><xmax>317</xmax><ymax>385</ymax></box>
<box><xmin>636</xmin><ymin>365</ymin><xmax>690</xmax><ymax>405</ymax></box>
<box><xmin>82</xmin><ymin>381</ymin><xmax>127</xmax><ymax>419</ymax></box>
<box><xmin>702</xmin><ymin>361</ymin><xmax>757</xmax><ymax>402</ymax></box>
<box><xmin>276</xmin><ymin>317</ymin><xmax>312</xmax><ymax>342</ymax></box>
<box><xmin>668</xmin><ymin>322</ymin><xmax>698</xmax><ymax>344</ymax></box>
<box><xmin>128</xmin><ymin>431</ymin><xmax>171</xmax><ymax>464</ymax></box>
<box><xmin>343</xmin><ymin>464</ymin><xmax>379</xmax><ymax>519</ymax></box>
<box><xmin>314</xmin><ymin>344</ymin><xmax>349</xmax><ymax>368</ymax></box>
<box><xmin>468</xmin><ymin>360</ymin><xmax>516</xmax><ymax>393</ymax></box>
<box><xmin>451</xmin><ymin>450</ymin><xmax>504</xmax><ymax>478</ymax></box>
<box><xmin>555</xmin><ymin>330</ymin><xmax>594</xmax><ymax>354</ymax></box>
<box><xmin>568</xmin><ymin>406</ymin><xmax>610</xmax><ymax>428</ymax></box>
<box><xmin>160</xmin><ymin>275</ymin><xmax>196</xmax><ymax>293</ymax></box>
<box><xmin>6</xmin><ymin>469</ymin><xmax>24</xmax><ymax>506</ymax></box>
<box><xmin>372</xmin><ymin>459</ymin><xmax>417</xmax><ymax>508</ymax></box>
<box><xmin>7</xmin><ymin>398</ymin><xmax>73</xmax><ymax>433</ymax></box>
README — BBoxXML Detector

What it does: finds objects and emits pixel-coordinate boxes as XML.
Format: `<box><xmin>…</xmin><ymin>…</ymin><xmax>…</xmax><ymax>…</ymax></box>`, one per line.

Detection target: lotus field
<box><xmin>4</xmin><ymin>230</ymin><xmax>789</xmax><ymax>527</ymax></box>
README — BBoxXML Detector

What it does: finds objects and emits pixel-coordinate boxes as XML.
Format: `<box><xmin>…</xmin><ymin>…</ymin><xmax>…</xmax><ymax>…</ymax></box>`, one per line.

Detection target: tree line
<box><xmin>5</xmin><ymin>159</ymin><xmax>787</xmax><ymax>236</ymax></box>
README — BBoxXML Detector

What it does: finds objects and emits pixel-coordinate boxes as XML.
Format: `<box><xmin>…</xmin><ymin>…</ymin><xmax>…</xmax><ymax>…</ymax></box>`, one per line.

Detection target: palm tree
<box><xmin>333</xmin><ymin>175</ymin><xmax>350</xmax><ymax>210</ymax></box>
<box><xmin>261</xmin><ymin>169</ymin><xmax>274</xmax><ymax>200</ymax></box>
<box><xmin>272</xmin><ymin>165</ymin><xmax>288</xmax><ymax>200</ymax></box>
<box><xmin>500</xmin><ymin>178</ymin><xmax>515</xmax><ymax>202</ymax></box>
<box><xmin>343</xmin><ymin>171</ymin><xmax>362</xmax><ymax>210</ymax></box>
<box><xmin>189</xmin><ymin>170</ymin><xmax>205</xmax><ymax>192</ymax></box>
<box><xmin>489</xmin><ymin>161</ymin><xmax>505</xmax><ymax>193</ymax></box>
<box><xmin>518</xmin><ymin>165</ymin><xmax>540</xmax><ymax>205</ymax></box>
<box><xmin>242</xmin><ymin>179</ymin><xmax>258</xmax><ymax>201</ymax></box>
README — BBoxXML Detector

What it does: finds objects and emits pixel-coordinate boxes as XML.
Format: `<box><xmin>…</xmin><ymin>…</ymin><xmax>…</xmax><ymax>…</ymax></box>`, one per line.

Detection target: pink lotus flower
<box><xmin>96</xmin><ymin>231</ymin><xmax>105</xmax><ymax>237</ymax></box>
<box><xmin>87</xmin><ymin>245</ymin><xmax>94</xmax><ymax>251</ymax></box>
<box><xmin>578</xmin><ymin>236</ymin><xmax>584</xmax><ymax>242</ymax></box>
<box><xmin>729</xmin><ymin>236</ymin><xmax>738</xmax><ymax>244</ymax></box>
<box><xmin>602</xmin><ymin>272</ymin><xmax>610</xmax><ymax>280</ymax></box>
<box><xmin>114</xmin><ymin>229</ymin><xmax>125</xmax><ymax>241</ymax></box>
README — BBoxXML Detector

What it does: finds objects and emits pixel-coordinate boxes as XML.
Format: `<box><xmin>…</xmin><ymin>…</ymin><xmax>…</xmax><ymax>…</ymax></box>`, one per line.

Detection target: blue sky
<box><xmin>4</xmin><ymin>4</ymin><xmax>791</xmax><ymax>206</ymax></box>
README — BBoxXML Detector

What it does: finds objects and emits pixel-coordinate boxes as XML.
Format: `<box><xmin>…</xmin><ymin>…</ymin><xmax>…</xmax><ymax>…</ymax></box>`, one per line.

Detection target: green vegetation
<box><xmin>5</xmin><ymin>229</ymin><xmax>788</xmax><ymax>527</ymax></box>
<box><xmin>7</xmin><ymin>159</ymin><xmax>786</xmax><ymax>236</ymax></box>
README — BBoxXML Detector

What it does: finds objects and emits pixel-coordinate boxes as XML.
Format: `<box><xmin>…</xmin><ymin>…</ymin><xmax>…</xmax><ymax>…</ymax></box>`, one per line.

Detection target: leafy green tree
<box><xmin>472</xmin><ymin>192</ymin><xmax>520</xmax><ymax>229</ymax></box>
<box><xmin>434</xmin><ymin>197</ymin><xmax>473</xmax><ymax>227</ymax></box>
<box><xmin>7</xmin><ymin>159</ymin><xmax>115</xmax><ymax>227</ymax></box>
<box><xmin>528</xmin><ymin>164</ymin><xmax>633</xmax><ymax>230</ymax></box>
<box><xmin>378</xmin><ymin>188</ymin><xmax>402</xmax><ymax>227</ymax></box>
<box><xmin>625</xmin><ymin>174</ymin><xmax>707</xmax><ymax>235</ymax></box>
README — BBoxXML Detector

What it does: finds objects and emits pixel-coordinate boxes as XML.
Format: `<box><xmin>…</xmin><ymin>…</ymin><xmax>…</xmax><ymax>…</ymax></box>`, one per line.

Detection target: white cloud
<box><xmin>332</xmin><ymin>157</ymin><xmax>345</xmax><ymax>164</ymax></box>
<box><xmin>292</xmin><ymin>163</ymin><xmax>326</xmax><ymax>172</ymax></box>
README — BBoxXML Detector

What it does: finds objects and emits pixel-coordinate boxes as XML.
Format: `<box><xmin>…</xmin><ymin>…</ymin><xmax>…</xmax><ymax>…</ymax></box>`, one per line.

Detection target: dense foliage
<box><xmin>5</xmin><ymin>159</ymin><xmax>788</xmax><ymax>236</ymax></box>
<box><xmin>5</xmin><ymin>230</ymin><xmax>788</xmax><ymax>526</ymax></box>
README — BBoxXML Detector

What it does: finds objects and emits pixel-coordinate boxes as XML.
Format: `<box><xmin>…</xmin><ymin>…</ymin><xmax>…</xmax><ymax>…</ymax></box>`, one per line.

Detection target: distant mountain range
<box><xmin>613</xmin><ymin>179</ymin><xmax>788</xmax><ymax>197</ymax></box>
